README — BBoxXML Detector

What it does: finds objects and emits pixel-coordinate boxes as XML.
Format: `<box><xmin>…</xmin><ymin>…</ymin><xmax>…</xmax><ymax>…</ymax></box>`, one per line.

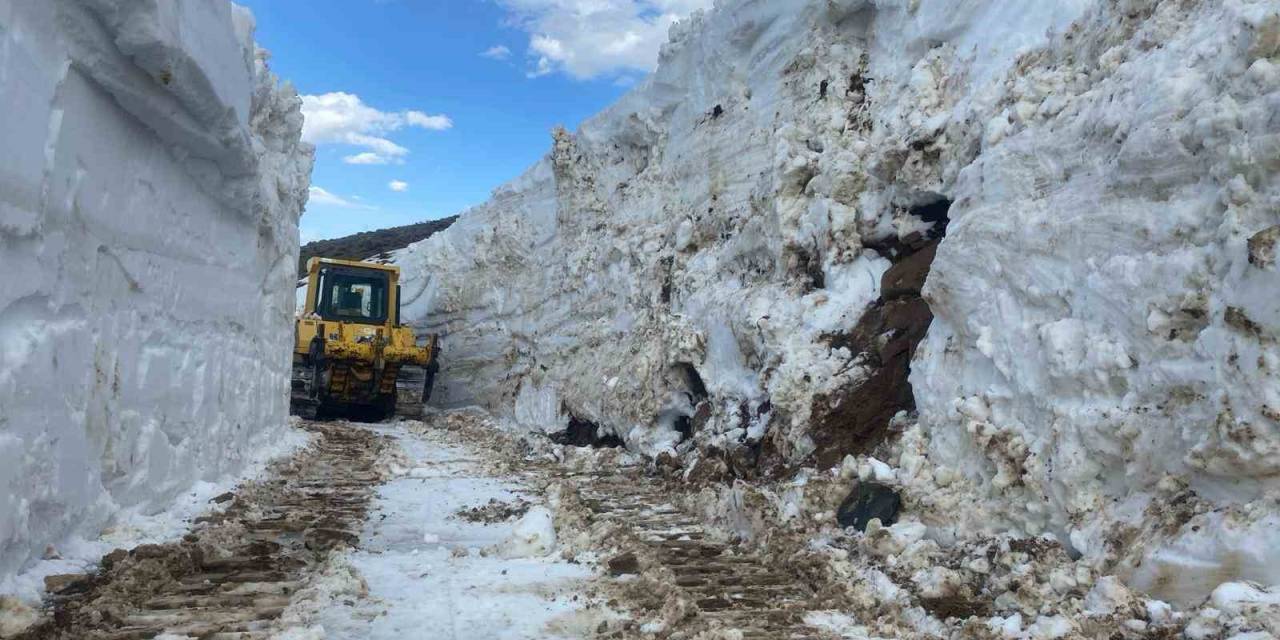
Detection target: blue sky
<box><xmin>238</xmin><ymin>0</ymin><xmax>711</xmax><ymax>243</ymax></box>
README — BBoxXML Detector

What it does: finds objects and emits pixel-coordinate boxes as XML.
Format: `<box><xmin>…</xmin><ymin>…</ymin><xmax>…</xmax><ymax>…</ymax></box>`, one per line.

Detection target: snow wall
<box><xmin>0</xmin><ymin>1</ymin><xmax>312</xmax><ymax>579</ymax></box>
<box><xmin>396</xmin><ymin>0</ymin><xmax>1280</xmax><ymax>603</ymax></box>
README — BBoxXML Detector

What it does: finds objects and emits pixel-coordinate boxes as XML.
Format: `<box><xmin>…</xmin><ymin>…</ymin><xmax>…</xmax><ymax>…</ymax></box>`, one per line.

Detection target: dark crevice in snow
<box><xmin>667</xmin><ymin>363</ymin><xmax>708</xmax><ymax>444</ymax></box>
<box><xmin>862</xmin><ymin>198</ymin><xmax>952</xmax><ymax>263</ymax></box>
<box><xmin>792</xmin><ymin>246</ymin><xmax>826</xmax><ymax>291</ymax></box>
<box><xmin>659</xmin><ymin>256</ymin><xmax>675</xmax><ymax>304</ymax></box>
<box><xmin>910</xmin><ymin>197</ymin><xmax>952</xmax><ymax>237</ymax></box>
<box><xmin>673</xmin><ymin>415</ymin><xmax>693</xmax><ymax>442</ymax></box>
<box><xmin>676</xmin><ymin>362</ymin><xmax>709</xmax><ymax>402</ymax></box>
<box><xmin>550</xmin><ymin>413</ymin><xmax>624</xmax><ymax>448</ymax></box>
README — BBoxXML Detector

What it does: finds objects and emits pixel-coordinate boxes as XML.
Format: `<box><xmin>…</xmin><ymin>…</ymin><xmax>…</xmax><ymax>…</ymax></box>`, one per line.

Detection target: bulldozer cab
<box><xmin>302</xmin><ymin>258</ymin><xmax>398</xmax><ymax>327</ymax></box>
<box><xmin>313</xmin><ymin>266</ymin><xmax>390</xmax><ymax>325</ymax></box>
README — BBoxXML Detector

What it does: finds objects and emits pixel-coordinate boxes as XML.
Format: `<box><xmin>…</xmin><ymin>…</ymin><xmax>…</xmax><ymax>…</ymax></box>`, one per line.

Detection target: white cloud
<box><xmin>481</xmin><ymin>45</ymin><xmax>512</xmax><ymax>60</ymax></box>
<box><xmin>405</xmin><ymin>111</ymin><xmax>454</xmax><ymax>130</ymax></box>
<box><xmin>388</xmin><ymin>180</ymin><xmax>409</xmax><ymax>192</ymax></box>
<box><xmin>344</xmin><ymin>152</ymin><xmax>391</xmax><ymax>165</ymax></box>
<box><xmin>496</xmin><ymin>0</ymin><xmax>713</xmax><ymax>79</ymax></box>
<box><xmin>301</xmin><ymin>92</ymin><xmax>452</xmax><ymax>165</ymax></box>
<box><xmin>307</xmin><ymin>186</ymin><xmax>372</xmax><ymax>209</ymax></box>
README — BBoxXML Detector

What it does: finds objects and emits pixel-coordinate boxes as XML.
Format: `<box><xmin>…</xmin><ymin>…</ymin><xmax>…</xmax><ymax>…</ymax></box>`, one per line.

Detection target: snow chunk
<box><xmin>1210</xmin><ymin>582</ymin><xmax>1280</xmax><ymax>615</ymax></box>
<box><xmin>499</xmin><ymin>506</ymin><xmax>557</xmax><ymax>559</ymax></box>
<box><xmin>0</xmin><ymin>595</ymin><xmax>38</xmax><ymax>637</ymax></box>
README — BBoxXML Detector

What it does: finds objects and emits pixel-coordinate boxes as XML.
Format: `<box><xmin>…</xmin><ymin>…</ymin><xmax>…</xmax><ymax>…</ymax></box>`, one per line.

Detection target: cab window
<box><xmin>315</xmin><ymin>268</ymin><xmax>389</xmax><ymax>325</ymax></box>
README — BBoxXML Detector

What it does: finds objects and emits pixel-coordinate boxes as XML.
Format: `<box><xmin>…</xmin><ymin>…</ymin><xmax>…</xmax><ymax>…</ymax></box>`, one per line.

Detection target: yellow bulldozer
<box><xmin>291</xmin><ymin>257</ymin><xmax>439</xmax><ymax>421</ymax></box>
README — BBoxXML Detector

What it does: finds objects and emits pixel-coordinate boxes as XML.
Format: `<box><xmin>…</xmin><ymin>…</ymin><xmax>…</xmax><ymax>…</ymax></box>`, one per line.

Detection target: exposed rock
<box><xmin>655</xmin><ymin>451</ymin><xmax>684</xmax><ymax>475</ymax></box>
<box><xmin>835</xmin><ymin>482</ymin><xmax>901</xmax><ymax>532</ymax></box>
<box><xmin>42</xmin><ymin>574</ymin><xmax>89</xmax><ymax>595</ymax></box>
<box><xmin>684</xmin><ymin>456</ymin><xmax>730</xmax><ymax>484</ymax></box>
<box><xmin>920</xmin><ymin>595</ymin><xmax>992</xmax><ymax>621</ymax></box>
<box><xmin>131</xmin><ymin>544</ymin><xmax>170</xmax><ymax>560</ymax></box>
<box><xmin>607</xmin><ymin>551</ymin><xmax>641</xmax><ymax>576</ymax></box>
<box><xmin>304</xmin><ymin>528</ymin><xmax>360</xmax><ymax>552</ymax></box>
<box><xmin>689</xmin><ymin>402</ymin><xmax>713</xmax><ymax>433</ymax></box>
<box><xmin>100</xmin><ymin>549</ymin><xmax>128</xmax><ymax>569</ymax></box>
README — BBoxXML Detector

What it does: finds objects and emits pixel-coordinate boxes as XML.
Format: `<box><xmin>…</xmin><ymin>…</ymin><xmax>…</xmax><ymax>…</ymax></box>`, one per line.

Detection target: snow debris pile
<box><xmin>396</xmin><ymin>0</ymin><xmax>1280</xmax><ymax>623</ymax></box>
<box><xmin>0</xmin><ymin>0</ymin><xmax>313</xmax><ymax>584</ymax></box>
<box><xmin>673</xmin><ymin>432</ymin><xmax>1280</xmax><ymax>640</ymax></box>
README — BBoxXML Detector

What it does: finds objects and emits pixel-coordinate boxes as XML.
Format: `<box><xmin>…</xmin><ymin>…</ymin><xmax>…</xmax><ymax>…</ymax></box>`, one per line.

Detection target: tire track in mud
<box><xmin>18</xmin><ymin>422</ymin><xmax>388</xmax><ymax>640</ymax></box>
<box><xmin>556</xmin><ymin>469</ymin><xmax>834</xmax><ymax>640</ymax></box>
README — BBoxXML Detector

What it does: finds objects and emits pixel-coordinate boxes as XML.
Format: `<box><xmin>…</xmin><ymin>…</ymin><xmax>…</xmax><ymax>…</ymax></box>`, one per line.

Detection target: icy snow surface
<box><xmin>0</xmin><ymin>1</ymin><xmax>313</xmax><ymax>582</ymax></box>
<box><xmin>277</xmin><ymin>421</ymin><xmax>599</xmax><ymax>639</ymax></box>
<box><xmin>397</xmin><ymin>0</ymin><xmax>1280</xmax><ymax>606</ymax></box>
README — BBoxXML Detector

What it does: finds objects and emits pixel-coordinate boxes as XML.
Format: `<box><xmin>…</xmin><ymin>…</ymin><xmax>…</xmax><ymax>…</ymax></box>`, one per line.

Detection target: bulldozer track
<box><xmin>18</xmin><ymin>415</ymin><xmax>836</xmax><ymax>639</ymax></box>
<box><xmin>20</xmin><ymin>422</ymin><xmax>388</xmax><ymax>640</ymax></box>
<box><xmin>557</xmin><ymin>469</ymin><xmax>831</xmax><ymax>639</ymax></box>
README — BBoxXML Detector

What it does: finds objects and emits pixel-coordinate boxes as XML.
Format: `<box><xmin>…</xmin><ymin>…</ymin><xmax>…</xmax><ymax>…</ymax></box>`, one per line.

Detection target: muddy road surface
<box><xmin>12</xmin><ymin>413</ymin><xmax>846</xmax><ymax>640</ymax></box>
<box><xmin>16</xmin><ymin>423</ymin><xmax>389</xmax><ymax>639</ymax></box>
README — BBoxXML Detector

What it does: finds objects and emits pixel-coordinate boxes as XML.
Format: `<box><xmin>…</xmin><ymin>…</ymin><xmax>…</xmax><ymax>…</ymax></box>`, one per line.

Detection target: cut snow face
<box><xmin>0</xmin><ymin>0</ymin><xmax>312</xmax><ymax>583</ymax></box>
<box><xmin>390</xmin><ymin>0</ymin><xmax>1280</xmax><ymax>609</ymax></box>
<box><xmin>388</xmin><ymin>0</ymin><xmax>994</xmax><ymax>480</ymax></box>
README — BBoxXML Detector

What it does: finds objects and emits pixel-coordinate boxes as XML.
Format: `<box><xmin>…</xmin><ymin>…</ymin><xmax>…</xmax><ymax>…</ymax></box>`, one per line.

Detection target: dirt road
<box><xmin>13</xmin><ymin>412</ymin><xmax>843</xmax><ymax>640</ymax></box>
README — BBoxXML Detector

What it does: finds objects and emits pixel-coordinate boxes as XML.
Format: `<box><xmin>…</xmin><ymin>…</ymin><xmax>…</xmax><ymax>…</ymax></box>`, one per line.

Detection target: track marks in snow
<box><xmin>289</xmin><ymin>420</ymin><xmax>604</xmax><ymax>640</ymax></box>
<box><xmin>15</xmin><ymin>422</ymin><xmax>387</xmax><ymax>640</ymax></box>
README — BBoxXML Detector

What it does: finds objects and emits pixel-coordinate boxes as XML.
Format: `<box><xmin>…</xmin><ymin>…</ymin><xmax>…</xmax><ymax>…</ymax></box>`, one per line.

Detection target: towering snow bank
<box><xmin>909</xmin><ymin>0</ymin><xmax>1280</xmax><ymax>603</ymax></box>
<box><xmin>398</xmin><ymin>0</ymin><xmax>1278</xmax><ymax>603</ymax></box>
<box><xmin>397</xmin><ymin>0</ymin><xmax>1090</xmax><ymax>460</ymax></box>
<box><xmin>0</xmin><ymin>1</ymin><xmax>312</xmax><ymax>579</ymax></box>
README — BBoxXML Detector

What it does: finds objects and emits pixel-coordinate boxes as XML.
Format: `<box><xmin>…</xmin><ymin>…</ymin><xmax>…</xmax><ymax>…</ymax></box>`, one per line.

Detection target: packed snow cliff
<box><xmin>0</xmin><ymin>1</ymin><xmax>312</xmax><ymax>581</ymax></box>
<box><xmin>396</xmin><ymin>0</ymin><xmax>1280</xmax><ymax>609</ymax></box>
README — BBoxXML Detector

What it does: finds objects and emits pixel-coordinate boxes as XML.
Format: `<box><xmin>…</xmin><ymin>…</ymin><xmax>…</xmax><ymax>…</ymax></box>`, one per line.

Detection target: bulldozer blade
<box><xmin>394</xmin><ymin>364</ymin><xmax>433</xmax><ymax>418</ymax></box>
